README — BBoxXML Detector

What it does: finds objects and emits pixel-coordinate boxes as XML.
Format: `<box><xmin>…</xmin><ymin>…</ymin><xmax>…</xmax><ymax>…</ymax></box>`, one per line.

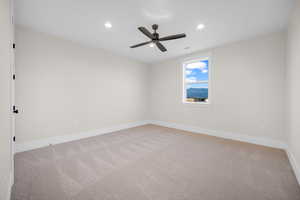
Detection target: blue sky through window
<box><xmin>185</xmin><ymin>59</ymin><xmax>209</xmax><ymax>82</ymax></box>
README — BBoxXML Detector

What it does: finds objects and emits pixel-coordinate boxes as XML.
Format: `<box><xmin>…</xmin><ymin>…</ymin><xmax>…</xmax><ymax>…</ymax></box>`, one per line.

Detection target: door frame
<box><xmin>10</xmin><ymin>0</ymin><xmax>15</xmax><ymax>186</ymax></box>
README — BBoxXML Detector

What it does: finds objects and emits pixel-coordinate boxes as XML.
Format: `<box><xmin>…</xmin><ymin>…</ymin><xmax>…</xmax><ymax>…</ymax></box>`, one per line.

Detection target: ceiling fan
<box><xmin>130</xmin><ymin>24</ymin><xmax>186</xmax><ymax>52</ymax></box>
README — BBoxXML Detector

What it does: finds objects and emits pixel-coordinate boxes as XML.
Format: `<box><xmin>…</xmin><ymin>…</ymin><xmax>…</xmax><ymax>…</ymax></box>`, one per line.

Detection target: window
<box><xmin>183</xmin><ymin>58</ymin><xmax>210</xmax><ymax>103</ymax></box>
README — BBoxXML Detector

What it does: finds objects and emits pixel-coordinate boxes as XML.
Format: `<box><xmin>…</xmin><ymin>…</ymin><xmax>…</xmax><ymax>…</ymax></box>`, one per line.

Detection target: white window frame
<box><xmin>182</xmin><ymin>57</ymin><xmax>211</xmax><ymax>104</ymax></box>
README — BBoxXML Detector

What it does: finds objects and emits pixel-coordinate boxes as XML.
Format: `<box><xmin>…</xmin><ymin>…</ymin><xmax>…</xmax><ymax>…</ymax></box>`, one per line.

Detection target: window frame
<box><xmin>182</xmin><ymin>57</ymin><xmax>211</xmax><ymax>104</ymax></box>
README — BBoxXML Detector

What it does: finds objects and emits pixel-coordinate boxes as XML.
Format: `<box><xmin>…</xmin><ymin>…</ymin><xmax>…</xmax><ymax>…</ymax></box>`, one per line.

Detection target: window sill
<box><xmin>183</xmin><ymin>101</ymin><xmax>210</xmax><ymax>105</ymax></box>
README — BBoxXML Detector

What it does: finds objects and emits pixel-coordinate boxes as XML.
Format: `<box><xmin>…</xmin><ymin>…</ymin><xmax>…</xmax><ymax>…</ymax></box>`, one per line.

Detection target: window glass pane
<box><xmin>185</xmin><ymin>60</ymin><xmax>209</xmax><ymax>82</ymax></box>
<box><xmin>186</xmin><ymin>83</ymin><xmax>208</xmax><ymax>102</ymax></box>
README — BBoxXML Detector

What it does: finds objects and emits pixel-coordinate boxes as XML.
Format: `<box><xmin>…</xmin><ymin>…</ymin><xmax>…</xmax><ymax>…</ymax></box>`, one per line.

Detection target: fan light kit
<box><xmin>130</xmin><ymin>24</ymin><xmax>186</xmax><ymax>52</ymax></box>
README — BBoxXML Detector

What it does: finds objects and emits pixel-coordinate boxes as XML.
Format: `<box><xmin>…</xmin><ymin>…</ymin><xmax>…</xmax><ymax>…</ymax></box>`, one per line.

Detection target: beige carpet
<box><xmin>12</xmin><ymin>125</ymin><xmax>300</xmax><ymax>200</ymax></box>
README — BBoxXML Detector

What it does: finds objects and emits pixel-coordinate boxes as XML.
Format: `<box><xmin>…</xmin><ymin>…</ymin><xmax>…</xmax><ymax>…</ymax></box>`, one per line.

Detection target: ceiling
<box><xmin>14</xmin><ymin>0</ymin><xmax>294</xmax><ymax>64</ymax></box>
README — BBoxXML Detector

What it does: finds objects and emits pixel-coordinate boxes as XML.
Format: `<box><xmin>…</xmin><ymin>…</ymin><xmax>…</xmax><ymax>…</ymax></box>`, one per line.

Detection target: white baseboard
<box><xmin>16</xmin><ymin>119</ymin><xmax>287</xmax><ymax>153</ymax></box>
<box><xmin>286</xmin><ymin>149</ymin><xmax>300</xmax><ymax>185</ymax></box>
<box><xmin>15</xmin><ymin>120</ymin><xmax>150</xmax><ymax>153</ymax></box>
<box><xmin>149</xmin><ymin>120</ymin><xmax>287</xmax><ymax>150</ymax></box>
<box><xmin>6</xmin><ymin>171</ymin><xmax>13</xmax><ymax>200</ymax></box>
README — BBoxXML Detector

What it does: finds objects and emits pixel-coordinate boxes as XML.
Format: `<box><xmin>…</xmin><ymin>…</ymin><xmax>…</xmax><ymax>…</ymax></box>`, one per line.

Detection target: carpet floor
<box><xmin>12</xmin><ymin>125</ymin><xmax>300</xmax><ymax>200</ymax></box>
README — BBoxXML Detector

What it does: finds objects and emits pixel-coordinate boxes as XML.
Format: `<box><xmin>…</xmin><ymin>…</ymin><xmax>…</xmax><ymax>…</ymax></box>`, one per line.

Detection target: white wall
<box><xmin>286</xmin><ymin>0</ymin><xmax>300</xmax><ymax>179</ymax></box>
<box><xmin>150</xmin><ymin>32</ymin><xmax>286</xmax><ymax>143</ymax></box>
<box><xmin>15</xmin><ymin>26</ymin><xmax>149</xmax><ymax>144</ymax></box>
<box><xmin>15</xmin><ymin>25</ymin><xmax>289</xmax><ymax>152</ymax></box>
<box><xmin>0</xmin><ymin>0</ymin><xmax>13</xmax><ymax>199</ymax></box>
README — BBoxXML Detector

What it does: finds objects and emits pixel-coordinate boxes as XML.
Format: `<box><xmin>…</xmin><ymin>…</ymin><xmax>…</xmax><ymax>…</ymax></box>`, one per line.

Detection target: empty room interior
<box><xmin>1</xmin><ymin>0</ymin><xmax>300</xmax><ymax>199</ymax></box>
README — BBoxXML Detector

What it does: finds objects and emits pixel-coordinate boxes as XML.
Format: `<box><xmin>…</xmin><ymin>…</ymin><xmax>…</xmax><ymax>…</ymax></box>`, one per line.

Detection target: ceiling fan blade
<box><xmin>138</xmin><ymin>27</ymin><xmax>155</xmax><ymax>39</ymax></box>
<box><xmin>130</xmin><ymin>41</ymin><xmax>152</xmax><ymax>48</ymax></box>
<box><xmin>156</xmin><ymin>42</ymin><xmax>167</xmax><ymax>52</ymax></box>
<box><xmin>159</xmin><ymin>33</ymin><xmax>186</xmax><ymax>41</ymax></box>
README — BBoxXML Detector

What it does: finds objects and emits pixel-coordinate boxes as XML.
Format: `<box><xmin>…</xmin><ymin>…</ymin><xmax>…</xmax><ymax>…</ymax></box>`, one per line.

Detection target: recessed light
<box><xmin>104</xmin><ymin>22</ymin><xmax>112</xmax><ymax>29</ymax></box>
<box><xmin>196</xmin><ymin>24</ymin><xmax>205</xmax><ymax>30</ymax></box>
<box><xmin>149</xmin><ymin>43</ymin><xmax>154</xmax><ymax>48</ymax></box>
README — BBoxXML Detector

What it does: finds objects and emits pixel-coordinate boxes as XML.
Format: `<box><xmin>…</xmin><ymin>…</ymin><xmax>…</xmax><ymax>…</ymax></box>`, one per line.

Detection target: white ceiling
<box><xmin>14</xmin><ymin>0</ymin><xmax>294</xmax><ymax>64</ymax></box>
